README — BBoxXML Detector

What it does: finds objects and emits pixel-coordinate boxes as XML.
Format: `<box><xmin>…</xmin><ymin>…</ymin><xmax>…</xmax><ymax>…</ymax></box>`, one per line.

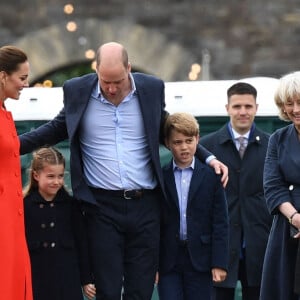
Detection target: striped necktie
<box><xmin>238</xmin><ymin>136</ymin><xmax>247</xmax><ymax>158</ymax></box>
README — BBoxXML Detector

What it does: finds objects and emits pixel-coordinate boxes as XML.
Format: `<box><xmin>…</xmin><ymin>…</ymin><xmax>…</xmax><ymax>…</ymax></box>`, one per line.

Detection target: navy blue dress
<box><xmin>260</xmin><ymin>124</ymin><xmax>300</xmax><ymax>300</ymax></box>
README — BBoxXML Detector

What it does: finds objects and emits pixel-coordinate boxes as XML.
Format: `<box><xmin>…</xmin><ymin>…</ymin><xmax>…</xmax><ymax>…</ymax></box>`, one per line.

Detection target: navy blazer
<box><xmin>200</xmin><ymin>123</ymin><xmax>272</xmax><ymax>287</ymax></box>
<box><xmin>20</xmin><ymin>73</ymin><xmax>211</xmax><ymax>204</ymax></box>
<box><xmin>159</xmin><ymin>157</ymin><xmax>229</xmax><ymax>274</ymax></box>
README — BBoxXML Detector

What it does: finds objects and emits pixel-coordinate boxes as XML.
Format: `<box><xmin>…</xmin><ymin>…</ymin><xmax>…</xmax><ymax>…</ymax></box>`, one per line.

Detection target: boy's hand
<box><xmin>212</xmin><ymin>268</ymin><xmax>227</xmax><ymax>282</ymax></box>
<box><xmin>155</xmin><ymin>272</ymin><xmax>159</xmax><ymax>285</ymax></box>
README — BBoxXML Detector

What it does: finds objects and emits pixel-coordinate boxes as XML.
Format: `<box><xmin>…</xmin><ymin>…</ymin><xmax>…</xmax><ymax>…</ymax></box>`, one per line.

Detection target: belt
<box><xmin>89</xmin><ymin>187</ymin><xmax>159</xmax><ymax>200</ymax></box>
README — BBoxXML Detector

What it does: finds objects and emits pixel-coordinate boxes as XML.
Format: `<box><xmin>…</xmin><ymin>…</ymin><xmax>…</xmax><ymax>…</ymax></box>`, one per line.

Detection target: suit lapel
<box><xmin>187</xmin><ymin>159</ymin><xmax>205</xmax><ymax>207</ymax></box>
<box><xmin>133</xmin><ymin>75</ymin><xmax>150</xmax><ymax>128</ymax></box>
<box><xmin>68</xmin><ymin>74</ymin><xmax>98</xmax><ymax>140</ymax></box>
<box><xmin>164</xmin><ymin>162</ymin><xmax>180</xmax><ymax>210</ymax></box>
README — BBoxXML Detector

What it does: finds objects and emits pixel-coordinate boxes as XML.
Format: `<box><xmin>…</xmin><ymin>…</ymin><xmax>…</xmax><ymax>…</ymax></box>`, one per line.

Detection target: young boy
<box><xmin>158</xmin><ymin>112</ymin><xmax>229</xmax><ymax>300</ymax></box>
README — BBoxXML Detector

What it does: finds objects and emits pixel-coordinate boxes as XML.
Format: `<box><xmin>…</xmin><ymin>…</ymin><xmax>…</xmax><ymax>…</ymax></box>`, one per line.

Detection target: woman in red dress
<box><xmin>0</xmin><ymin>45</ymin><xmax>32</xmax><ymax>300</ymax></box>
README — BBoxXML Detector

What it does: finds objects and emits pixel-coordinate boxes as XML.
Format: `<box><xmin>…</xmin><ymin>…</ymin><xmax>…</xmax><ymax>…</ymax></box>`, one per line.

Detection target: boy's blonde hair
<box><xmin>164</xmin><ymin>112</ymin><xmax>199</xmax><ymax>138</ymax></box>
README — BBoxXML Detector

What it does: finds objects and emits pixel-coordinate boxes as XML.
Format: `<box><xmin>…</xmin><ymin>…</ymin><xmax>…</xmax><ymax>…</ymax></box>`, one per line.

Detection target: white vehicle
<box><xmin>164</xmin><ymin>76</ymin><xmax>280</xmax><ymax>117</ymax></box>
<box><xmin>6</xmin><ymin>76</ymin><xmax>280</xmax><ymax>120</ymax></box>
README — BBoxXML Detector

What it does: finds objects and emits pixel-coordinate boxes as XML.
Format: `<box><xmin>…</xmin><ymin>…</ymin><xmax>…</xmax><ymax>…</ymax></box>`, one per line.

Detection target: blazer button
<box><xmin>50</xmin><ymin>222</ymin><xmax>55</xmax><ymax>227</ymax></box>
<box><xmin>289</xmin><ymin>185</ymin><xmax>294</xmax><ymax>191</ymax></box>
<box><xmin>41</xmin><ymin>223</ymin><xmax>46</xmax><ymax>229</ymax></box>
<box><xmin>51</xmin><ymin>242</ymin><xmax>56</xmax><ymax>248</ymax></box>
<box><xmin>39</xmin><ymin>204</ymin><xmax>44</xmax><ymax>208</ymax></box>
<box><xmin>43</xmin><ymin>242</ymin><xmax>48</xmax><ymax>248</ymax></box>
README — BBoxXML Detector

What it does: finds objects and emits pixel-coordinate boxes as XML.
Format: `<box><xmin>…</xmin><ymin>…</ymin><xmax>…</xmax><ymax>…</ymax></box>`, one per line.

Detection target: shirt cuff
<box><xmin>206</xmin><ymin>155</ymin><xmax>216</xmax><ymax>165</ymax></box>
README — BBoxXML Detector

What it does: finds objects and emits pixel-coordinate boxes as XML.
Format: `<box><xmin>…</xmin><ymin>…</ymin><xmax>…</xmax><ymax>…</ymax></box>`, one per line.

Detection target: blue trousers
<box><xmin>158</xmin><ymin>245</ymin><xmax>212</xmax><ymax>300</ymax></box>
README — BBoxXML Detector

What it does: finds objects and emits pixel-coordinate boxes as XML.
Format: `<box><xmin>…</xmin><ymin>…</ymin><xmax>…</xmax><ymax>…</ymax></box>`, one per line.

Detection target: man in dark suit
<box><xmin>200</xmin><ymin>82</ymin><xmax>273</xmax><ymax>300</ymax></box>
<box><xmin>158</xmin><ymin>112</ymin><xmax>229</xmax><ymax>300</ymax></box>
<box><xmin>19</xmin><ymin>42</ymin><xmax>228</xmax><ymax>300</ymax></box>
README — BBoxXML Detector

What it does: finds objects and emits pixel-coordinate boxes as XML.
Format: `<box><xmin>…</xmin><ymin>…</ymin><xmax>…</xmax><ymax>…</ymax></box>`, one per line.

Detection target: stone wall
<box><xmin>1</xmin><ymin>0</ymin><xmax>300</xmax><ymax>80</ymax></box>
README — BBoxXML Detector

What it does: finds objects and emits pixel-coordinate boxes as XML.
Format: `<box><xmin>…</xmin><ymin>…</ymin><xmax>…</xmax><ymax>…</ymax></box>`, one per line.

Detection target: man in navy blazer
<box><xmin>158</xmin><ymin>112</ymin><xmax>229</xmax><ymax>300</ymax></box>
<box><xmin>19</xmin><ymin>42</ymin><xmax>228</xmax><ymax>300</ymax></box>
<box><xmin>200</xmin><ymin>82</ymin><xmax>272</xmax><ymax>300</ymax></box>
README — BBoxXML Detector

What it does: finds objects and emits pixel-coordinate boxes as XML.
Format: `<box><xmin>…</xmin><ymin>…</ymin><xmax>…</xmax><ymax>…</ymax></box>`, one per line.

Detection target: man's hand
<box><xmin>209</xmin><ymin>159</ymin><xmax>228</xmax><ymax>187</ymax></box>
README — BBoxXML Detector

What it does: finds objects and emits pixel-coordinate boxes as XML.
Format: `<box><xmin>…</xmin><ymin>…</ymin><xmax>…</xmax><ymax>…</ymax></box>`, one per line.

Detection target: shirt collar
<box><xmin>97</xmin><ymin>73</ymin><xmax>137</xmax><ymax>99</ymax></box>
<box><xmin>229</xmin><ymin>123</ymin><xmax>250</xmax><ymax>140</ymax></box>
<box><xmin>172</xmin><ymin>157</ymin><xmax>195</xmax><ymax>171</ymax></box>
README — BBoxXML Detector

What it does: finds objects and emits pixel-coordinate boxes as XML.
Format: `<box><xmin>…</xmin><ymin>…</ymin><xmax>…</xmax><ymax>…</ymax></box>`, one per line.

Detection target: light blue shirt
<box><xmin>173</xmin><ymin>158</ymin><xmax>195</xmax><ymax>241</ymax></box>
<box><xmin>79</xmin><ymin>74</ymin><xmax>157</xmax><ymax>190</ymax></box>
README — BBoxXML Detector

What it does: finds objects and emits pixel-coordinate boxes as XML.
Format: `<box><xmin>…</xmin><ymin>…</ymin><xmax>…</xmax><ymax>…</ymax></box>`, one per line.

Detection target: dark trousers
<box><xmin>83</xmin><ymin>188</ymin><xmax>161</xmax><ymax>300</ymax></box>
<box><xmin>158</xmin><ymin>244</ymin><xmax>212</xmax><ymax>300</ymax></box>
<box><xmin>212</xmin><ymin>258</ymin><xmax>260</xmax><ymax>300</ymax></box>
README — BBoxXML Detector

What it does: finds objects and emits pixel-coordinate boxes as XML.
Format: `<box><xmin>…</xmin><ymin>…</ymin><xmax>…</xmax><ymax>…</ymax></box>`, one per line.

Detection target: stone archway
<box><xmin>14</xmin><ymin>18</ymin><xmax>196</xmax><ymax>83</ymax></box>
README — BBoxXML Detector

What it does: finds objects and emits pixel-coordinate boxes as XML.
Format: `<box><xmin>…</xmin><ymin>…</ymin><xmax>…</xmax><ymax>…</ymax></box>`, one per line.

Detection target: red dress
<box><xmin>0</xmin><ymin>109</ymin><xmax>32</xmax><ymax>299</ymax></box>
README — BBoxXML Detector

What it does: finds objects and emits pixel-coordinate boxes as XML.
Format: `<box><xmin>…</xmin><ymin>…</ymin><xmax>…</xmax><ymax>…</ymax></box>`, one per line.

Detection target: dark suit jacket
<box><xmin>200</xmin><ymin>123</ymin><xmax>272</xmax><ymax>287</ymax></box>
<box><xmin>159</xmin><ymin>157</ymin><xmax>229</xmax><ymax>274</ymax></box>
<box><xmin>20</xmin><ymin>73</ymin><xmax>211</xmax><ymax>204</ymax></box>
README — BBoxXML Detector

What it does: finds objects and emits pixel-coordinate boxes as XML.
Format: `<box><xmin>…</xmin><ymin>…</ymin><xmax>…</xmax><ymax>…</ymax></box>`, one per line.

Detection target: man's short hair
<box><xmin>227</xmin><ymin>82</ymin><xmax>257</xmax><ymax>101</ymax></box>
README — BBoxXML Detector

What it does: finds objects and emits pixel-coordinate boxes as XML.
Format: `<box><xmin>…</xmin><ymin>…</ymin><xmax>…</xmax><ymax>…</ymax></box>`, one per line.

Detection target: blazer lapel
<box><xmin>68</xmin><ymin>74</ymin><xmax>98</xmax><ymax>140</ymax></box>
<box><xmin>133</xmin><ymin>74</ymin><xmax>158</xmax><ymax>140</ymax></box>
<box><xmin>187</xmin><ymin>159</ymin><xmax>205</xmax><ymax>206</ymax></box>
<box><xmin>164</xmin><ymin>162</ymin><xmax>180</xmax><ymax>210</ymax></box>
<box><xmin>134</xmin><ymin>76</ymin><xmax>150</xmax><ymax>124</ymax></box>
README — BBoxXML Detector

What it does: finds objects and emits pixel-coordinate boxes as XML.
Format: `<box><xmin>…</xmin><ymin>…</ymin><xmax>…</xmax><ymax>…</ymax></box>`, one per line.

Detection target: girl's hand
<box><xmin>83</xmin><ymin>283</ymin><xmax>96</xmax><ymax>300</ymax></box>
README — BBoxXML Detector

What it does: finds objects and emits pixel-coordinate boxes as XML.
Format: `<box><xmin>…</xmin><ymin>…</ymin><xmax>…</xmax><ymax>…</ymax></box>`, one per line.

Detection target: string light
<box><xmin>66</xmin><ymin>21</ymin><xmax>77</xmax><ymax>32</ymax></box>
<box><xmin>64</xmin><ymin>4</ymin><xmax>74</xmax><ymax>14</ymax></box>
<box><xmin>43</xmin><ymin>80</ymin><xmax>53</xmax><ymax>87</ymax></box>
<box><xmin>91</xmin><ymin>61</ymin><xmax>97</xmax><ymax>70</ymax></box>
<box><xmin>188</xmin><ymin>63</ymin><xmax>201</xmax><ymax>80</ymax></box>
<box><xmin>85</xmin><ymin>49</ymin><xmax>95</xmax><ymax>60</ymax></box>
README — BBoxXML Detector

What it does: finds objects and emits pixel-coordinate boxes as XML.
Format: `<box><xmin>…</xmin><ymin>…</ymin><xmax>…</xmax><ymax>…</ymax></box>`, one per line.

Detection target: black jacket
<box><xmin>200</xmin><ymin>123</ymin><xmax>272</xmax><ymax>287</ymax></box>
<box><xmin>24</xmin><ymin>188</ymin><xmax>92</xmax><ymax>300</ymax></box>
